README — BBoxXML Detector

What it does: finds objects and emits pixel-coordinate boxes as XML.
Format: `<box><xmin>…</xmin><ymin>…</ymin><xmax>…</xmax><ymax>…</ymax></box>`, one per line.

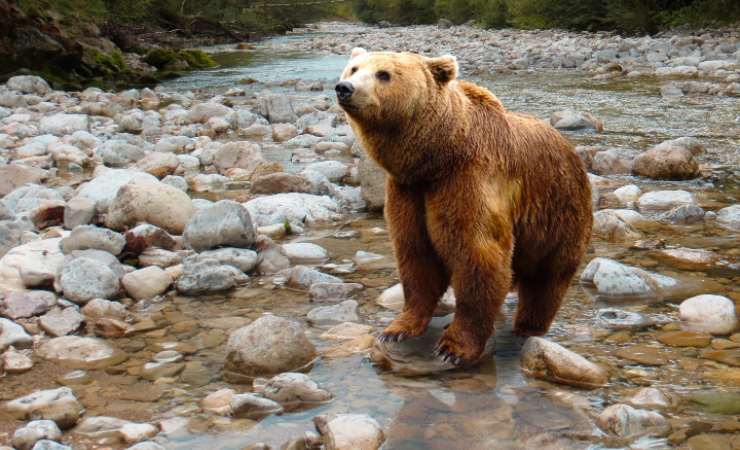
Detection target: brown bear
<box><xmin>336</xmin><ymin>48</ymin><xmax>593</xmax><ymax>365</ymax></box>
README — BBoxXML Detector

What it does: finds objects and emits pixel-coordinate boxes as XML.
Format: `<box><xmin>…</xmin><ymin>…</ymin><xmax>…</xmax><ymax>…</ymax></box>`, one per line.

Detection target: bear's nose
<box><xmin>335</xmin><ymin>81</ymin><xmax>354</xmax><ymax>102</ymax></box>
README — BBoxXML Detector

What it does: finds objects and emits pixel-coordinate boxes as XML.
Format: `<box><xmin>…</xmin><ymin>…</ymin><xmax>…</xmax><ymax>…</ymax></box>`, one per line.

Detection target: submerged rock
<box><xmin>596</xmin><ymin>404</ymin><xmax>669</xmax><ymax>439</ymax></box>
<box><xmin>595</xmin><ymin>308</ymin><xmax>655</xmax><ymax>331</ymax></box>
<box><xmin>4</xmin><ymin>387</ymin><xmax>84</xmax><ymax>429</ymax></box>
<box><xmin>224</xmin><ymin>314</ymin><xmax>316</xmax><ymax>382</ymax></box>
<box><xmin>38</xmin><ymin>336</ymin><xmax>126</xmax><ymax>369</ymax></box>
<box><xmin>307</xmin><ymin>300</ymin><xmax>359</xmax><ymax>324</ymax></box>
<box><xmin>520</xmin><ymin>337</ymin><xmax>608</xmax><ymax>388</ymax></box>
<box><xmin>716</xmin><ymin>204</ymin><xmax>740</xmax><ymax>231</ymax></box>
<box><xmin>230</xmin><ymin>393</ymin><xmax>283</xmax><ymax>419</ymax></box>
<box><xmin>253</xmin><ymin>372</ymin><xmax>333</xmax><ymax>408</ymax></box>
<box><xmin>314</xmin><ymin>414</ymin><xmax>385</xmax><ymax>450</ymax></box>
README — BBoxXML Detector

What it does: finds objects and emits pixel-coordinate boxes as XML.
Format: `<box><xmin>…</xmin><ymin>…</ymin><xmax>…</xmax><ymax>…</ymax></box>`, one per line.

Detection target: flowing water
<box><xmin>3</xmin><ymin>24</ymin><xmax>739</xmax><ymax>450</ymax></box>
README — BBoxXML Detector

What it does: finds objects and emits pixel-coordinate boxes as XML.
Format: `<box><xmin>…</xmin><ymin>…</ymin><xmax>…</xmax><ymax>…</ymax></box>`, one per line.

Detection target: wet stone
<box><xmin>30</xmin><ymin>441</ymin><xmax>72</xmax><ymax>450</ymax></box>
<box><xmin>521</xmin><ymin>337</ymin><xmax>609</xmax><ymax>388</ymax></box>
<box><xmin>679</xmin><ymin>295</ymin><xmax>737</xmax><ymax>335</ymax></box>
<box><xmin>628</xmin><ymin>388</ymin><xmax>672</xmax><ymax>410</ymax></box>
<box><xmin>230</xmin><ymin>393</ymin><xmax>283</xmax><ymax>419</ymax></box>
<box><xmin>309</xmin><ymin>282</ymin><xmax>364</xmax><ymax>301</ymax></box>
<box><xmin>371</xmin><ymin>315</ymin><xmax>494</xmax><ymax>376</ymax></box>
<box><xmin>320</xmin><ymin>322</ymin><xmax>373</xmax><ymax>340</ymax></box>
<box><xmin>281</xmin><ymin>265</ymin><xmax>342</xmax><ymax>289</ymax></box>
<box><xmin>38</xmin><ymin>336</ymin><xmax>126</xmax><ymax>369</ymax></box>
<box><xmin>657</xmin><ymin>331</ymin><xmax>711</xmax><ymax>347</ymax></box>
<box><xmin>615</xmin><ymin>344</ymin><xmax>669</xmax><ymax>366</ymax></box>
<box><xmin>12</xmin><ymin>420</ymin><xmax>62</xmax><ymax>450</ymax></box>
<box><xmin>4</xmin><ymin>387</ymin><xmax>84</xmax><ymax>429</ymax></box>
<box><xmin>314</xmin><ymin>414</ymin><xmax>385</xmax><ymax>450</ymax></box>
<box><xmin>307</xmin><ymin>300</ymin><xmax>359</xmax><ymax>325</ymax></box>
<box><xmin>699</xmin><ymin>348</ymin><xmax>740</xmax><ymax>367</ymax></box>
<box><xmin>282</xmin><ymin>242</ymin><xmax>329</xmax><ymax>265</ymax></box>
<box><xmin>253</xmin><ymin>372</ymin><xmax>333</xmax><ymax>408</ymax></box>
<box><xmin>224</xmin><ymin>314</ymin><xmax>316</xmax><ymax>382</ymax></box>
<box><xmin>595</xmin><ymin>308</ymin><xmax>655</xmax><ymax>331</ymax></box>
<box><xmin>596</xmin><ymin>404</ymin><xmax>670</xmax><ymax>439</ymax></box>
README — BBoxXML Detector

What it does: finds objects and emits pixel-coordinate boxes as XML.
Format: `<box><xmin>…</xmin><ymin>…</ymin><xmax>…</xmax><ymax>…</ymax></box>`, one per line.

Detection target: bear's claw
<box><xmin>433</xmin><ymin>344</ymin><xmax>464</xmax><ymax>366</ymax></box>
<box><xmin>377</xmin><ymin>331</ymin><xmax>408</xmax><ymax>343</ymax></box>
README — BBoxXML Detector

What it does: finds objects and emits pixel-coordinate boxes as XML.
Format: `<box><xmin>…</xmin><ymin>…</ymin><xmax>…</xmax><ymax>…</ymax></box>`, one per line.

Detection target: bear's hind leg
<box><xmin>379</xmin><ymin>181</ymin><xmax>450</xmax><ymax>343</ymax></box>
<box><xmin>513</xmin><ymin>259</ymin><xmax>579</xmax><ymax>337</ymax></box>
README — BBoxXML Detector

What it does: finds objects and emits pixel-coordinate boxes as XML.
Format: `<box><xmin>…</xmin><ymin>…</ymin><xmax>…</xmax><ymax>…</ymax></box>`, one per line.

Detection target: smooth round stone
<box><xmin>253</xmin><ymin>372</ymin><xmax>333</xmax><ymax>408</ymax></box>
<box><xmin>37</xmin><ymin>336</ymin><xmax>127</xmax><ymax>369</ymax></box>
<box><xmin>679</xmin><ymin>295</ymin><xmax>737</xmax><ymax>335</ymax></box>
<box><xmin>282</xmin><ymin>242</ymin><xmax>329</xmax><ymax>264</ymax></box>
<box><xmin>314</xmin><ymin>414</ymin><xmax>385</xmax><ymax>450</ymax></box>
<box><xmin>521</xmin><ymin>337</ymin><xmax>609</xmax><ymax>389</ymax></box>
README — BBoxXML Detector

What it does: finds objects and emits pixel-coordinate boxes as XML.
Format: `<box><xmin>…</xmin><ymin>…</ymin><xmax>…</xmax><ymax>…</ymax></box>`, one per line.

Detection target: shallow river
<box><xmin>5</xmin><ymin>24</ymin><xmax>739</xmax><ymax>450</ymax></box>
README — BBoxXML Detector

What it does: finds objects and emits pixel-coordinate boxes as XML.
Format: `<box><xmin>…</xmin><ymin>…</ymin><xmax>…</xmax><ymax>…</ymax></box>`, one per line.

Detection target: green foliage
<box><xmin>351</xmin><ymin>0</ymin><xmax>740</xmax><ymax>31</ymax></box>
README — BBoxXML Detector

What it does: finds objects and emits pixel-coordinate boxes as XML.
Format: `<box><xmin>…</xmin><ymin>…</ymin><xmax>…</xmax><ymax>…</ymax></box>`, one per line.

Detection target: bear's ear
<box><xmin>351</xmin><ymin>47</ymin><xmax>368</xmax><ymax>59</ymax></box>
<box><xmin>427</xmin><ymin>55</ymin><xmax>458</xmax><ymax>84</ymax></box>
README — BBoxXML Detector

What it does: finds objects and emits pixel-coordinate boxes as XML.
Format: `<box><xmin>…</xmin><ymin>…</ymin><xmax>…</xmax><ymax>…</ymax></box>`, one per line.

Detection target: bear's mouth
<box><xmin>338</xmin><ymin>100</ymin><xmax>358</xmax><ymax>112</ymax></box>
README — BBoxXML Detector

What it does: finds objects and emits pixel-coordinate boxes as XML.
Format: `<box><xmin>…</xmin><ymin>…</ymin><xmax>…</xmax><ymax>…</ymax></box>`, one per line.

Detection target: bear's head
<box><xmin>335</xmin><ymin>48</ymin><xmax>458</xmax><ymax>129</ymax></box>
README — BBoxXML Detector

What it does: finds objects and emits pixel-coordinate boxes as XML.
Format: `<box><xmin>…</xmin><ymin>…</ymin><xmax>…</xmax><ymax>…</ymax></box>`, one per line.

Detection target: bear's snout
<box><xmin>335</xmin><ymin>81</ymin><xmax>355</xmax><ymax>103</ymax></box>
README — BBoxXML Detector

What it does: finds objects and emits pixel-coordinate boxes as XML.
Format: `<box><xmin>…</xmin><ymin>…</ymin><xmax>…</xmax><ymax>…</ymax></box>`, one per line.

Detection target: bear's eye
<box><xmin>350</xmin><ymin>66</ymin><xmax>358</xmax><ymax>75</ymax></box>
<box><xmin>376</xmin><ymin>70</ymin><xmax>391</xmax><ymax>82</ymax></box>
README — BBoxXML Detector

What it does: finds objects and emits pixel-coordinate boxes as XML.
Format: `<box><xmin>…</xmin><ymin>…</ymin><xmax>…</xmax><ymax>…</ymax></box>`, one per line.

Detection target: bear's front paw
<box><xmin>433</xmin><ymin>326</ymin><xmax>486</xmax><ymax>366</ymax></box>
<box><xmin>378</xmin><ymin>311</ymin><xmax>431</xmax><ymax>343</ymax></box>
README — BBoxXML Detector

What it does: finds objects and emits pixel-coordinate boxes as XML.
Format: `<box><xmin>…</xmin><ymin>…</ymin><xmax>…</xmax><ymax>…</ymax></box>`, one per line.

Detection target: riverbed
<box><xmin>0</xmin><ymin>21</ymin><xmax>738</xmax><ymax>450</ymax></box>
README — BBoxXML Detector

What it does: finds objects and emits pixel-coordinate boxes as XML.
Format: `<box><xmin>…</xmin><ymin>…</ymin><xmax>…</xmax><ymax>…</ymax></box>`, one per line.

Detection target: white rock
<box><xmin>12</xmin><ymin>420</ymin><xmax>61</xmax><ymax>450</ymax></box>
<box><xmin>4</xmin><ymin>387</ymin><xmax>84</xmax><ymax>429</ymax></box>
<box><xmin>282</xmin><ymin>242</ymin><xmax>329</xmax><ymax>264</ymax></box>
<box><xmin>245</xmin><ymin>193</ymin><xmax>339</xmax><ymax>227</ymax></box>
<box><xmin>229</xmin><ymin>393</ymin><xmax>283</xmax><ymax>419</ymax></box>
<box><xmin>549</xmin><ymin>110</ymin><xmax>603</xmax><ymax>131</ymax></box>
<box><xmin>716</xmin><ymin>204</ymin><xmax>740</xmax><ymax>231</ymax></box>
<box><xmin>596</xmin><ymin>404</ymin><xmax>669</xmax><ymax>438</ymax></box>
<box><xmin>106</xmin><ymin>178</ymin><xmax>195</xmax><ymax>235</ymax></box>
<box><xmin>0</xmin><ymin>238</ymin><xmax>64</xmax><ymax>291</ymax></box>
<box><xmin>304</xmin><ymin>161</ymin><xmax>348</xmax><ymax>182</ymax></box>
<box><xmin>76</xmin><ymin>168</ymin><xmax>157</xmax><ymax>213</ymax></box>
<box><xmin>0</xmin><ymin>317</ymin><xmax>33</xmax><ymax>351</ymax></box>
<box><xmin>253</xmin><ymin>372</ymin><xmax>332</xmax><ymax>406</ymax></box>
<box><xmin>679</xmin><ymin>294</ymin><xmax>737</xmax><ymax>335</ymax></box>
<box><xmin>637</xmin><ymin>190</ymin><xmax>696</xmax><ymax>213</ymax></box>
<box><xmin>613</xmin><ymin>184</ymin><xmax>641</xmax><ymax>205</ymax></box>
<box><xmin>121</xmin><ymin>266</ymin><xmax>173</xmax><ymax>300</ymax></box>
<box><xmin>39</xmin><ymin>114</ymin><xmax>89</xmax><ymax>136</ymax></box>
<box><xmin>580</xmin><ymin>257</ymin><xmax>677</xmax><ymax>298</ymax></box>
<box><xmin>39</xmin><ymin>307</ymin><xmax>84</xmax><ymax>337</ymax></box>
<box><xmin>2</xmin><ymin>346</ymin><xmax>34</xmax><ymax>373</ymax></box>
<box><xmin>199</xmin><ymin>248</ymin><xmax>258</xmax><ymax>273</ymax></box>
<box><xmin>314</xmin><ymin>414</ymin><xmax>385</xmax><ymax>450</ymax></box>
<box><xmin>628</xmin><ymin>388</ymin><xmax>672</xmax><ymax>410</ymax></box>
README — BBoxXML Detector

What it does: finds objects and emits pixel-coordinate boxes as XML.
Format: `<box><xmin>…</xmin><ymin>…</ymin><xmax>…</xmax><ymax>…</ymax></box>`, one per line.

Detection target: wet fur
<box><xmin>341</xmin><ymin>50</ymin><xmax>593</xmax><ymax>364</ymax></box>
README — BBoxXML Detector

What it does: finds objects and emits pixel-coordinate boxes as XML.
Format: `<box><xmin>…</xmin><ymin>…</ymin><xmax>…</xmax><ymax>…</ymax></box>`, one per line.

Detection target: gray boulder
<box><xmin>183</xmin><ymin>200</ymin><xmax>256</xmax><ymax>251</ymax></box>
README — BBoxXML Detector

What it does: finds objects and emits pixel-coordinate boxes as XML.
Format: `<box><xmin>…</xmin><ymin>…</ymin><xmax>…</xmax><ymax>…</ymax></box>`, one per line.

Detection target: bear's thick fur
<box><xmin>337</xmin><ymin>48</ymin><xmax>593</xmax><ymax>364</ymax></box>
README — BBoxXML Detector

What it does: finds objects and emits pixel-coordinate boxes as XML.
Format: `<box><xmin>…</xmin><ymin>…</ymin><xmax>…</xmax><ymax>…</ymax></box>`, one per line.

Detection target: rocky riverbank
<box><xmin>0</xmin><ymin>22</ymin><xmax>739</xmax><ymax>450</ymax></box>
<box><xmin>283</xmin><ymin>22</ymin><xmax>740</xmax><ymax>97</ymax></box>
